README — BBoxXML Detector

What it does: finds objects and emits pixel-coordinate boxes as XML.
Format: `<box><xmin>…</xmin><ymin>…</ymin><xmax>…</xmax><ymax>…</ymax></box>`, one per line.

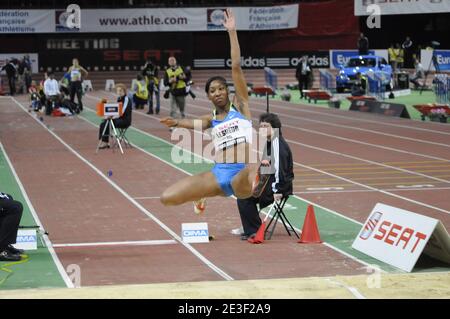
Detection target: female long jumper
<box><xmin>160</xmin><ymin>9</ymin><xmax>264</xmax><ymax>214</ymax></box>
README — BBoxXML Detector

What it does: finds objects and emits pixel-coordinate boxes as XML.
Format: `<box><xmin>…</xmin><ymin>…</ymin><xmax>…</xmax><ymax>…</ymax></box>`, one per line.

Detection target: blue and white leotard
<box><xmin>210</xmin><ymin>104</ymin><xmax>252</xmax><ymax>196</ymax></box>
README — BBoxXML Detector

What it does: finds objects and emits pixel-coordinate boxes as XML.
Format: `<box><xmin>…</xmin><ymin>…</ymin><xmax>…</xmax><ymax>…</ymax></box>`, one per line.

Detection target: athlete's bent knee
<box><xmin>160</xmin><ymin>190</ymin><xmax>181</xmax><ymax>206</ymax></box>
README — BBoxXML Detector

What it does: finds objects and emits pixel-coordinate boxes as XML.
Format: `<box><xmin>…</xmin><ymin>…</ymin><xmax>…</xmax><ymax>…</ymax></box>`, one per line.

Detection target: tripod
<box><xmin>96</xmin><ymin>117</ymin><xmax>124</xmax><ymax>154</ymax></box>
<box><xmin>420</xmin><ymin>47</ymin><xmax>440</xmax><ymax>95</ymax></box>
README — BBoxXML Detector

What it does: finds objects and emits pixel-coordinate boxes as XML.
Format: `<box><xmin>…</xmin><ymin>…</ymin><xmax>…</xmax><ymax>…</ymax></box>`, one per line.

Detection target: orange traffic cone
<box><xmin>298</xmin><ymin>205</ymin><xmax>322</xmax><ymax>244</ymax></box>
<box><xmin>248</xmin><ymin>202</ymin><xmax>277</xmax><ymax>244</ymax></box>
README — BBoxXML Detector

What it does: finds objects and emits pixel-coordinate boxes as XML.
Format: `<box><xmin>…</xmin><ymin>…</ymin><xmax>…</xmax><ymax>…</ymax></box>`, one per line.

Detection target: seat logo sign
<box><xmin>359</xmin><ymin>212</ymin><xmax>382</xmax><ymax>240</ymax></box>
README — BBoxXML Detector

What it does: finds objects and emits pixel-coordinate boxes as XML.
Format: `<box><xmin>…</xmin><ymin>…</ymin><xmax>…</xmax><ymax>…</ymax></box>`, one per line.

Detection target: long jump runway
<box><xmin>1</xmin><ymin>91</ymin><xmax>450</xmax><ymax>295</ymax></box>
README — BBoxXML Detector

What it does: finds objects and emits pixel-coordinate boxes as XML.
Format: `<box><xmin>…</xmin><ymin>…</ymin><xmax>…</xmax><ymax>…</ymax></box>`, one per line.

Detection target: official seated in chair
<box><xmin>98</xmin><ymin>83</ymin><xmax>132</xmax><ymax>149</ymax></box>
<box><xmin>233</xmin><ymin>113</ymin><xmax>294</xmax><ymax>240</ymax></box>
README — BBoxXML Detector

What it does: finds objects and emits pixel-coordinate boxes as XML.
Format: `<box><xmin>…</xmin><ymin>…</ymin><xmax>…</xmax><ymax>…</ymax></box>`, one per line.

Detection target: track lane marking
<box><xmin>53</xmin><ymin>240</ymin><xmax>177</xmax><ymax>248</ymax></box>
<box><xmin>245</xmin><ymin>93</ymin><xmax>450</xmax><ymax>136</ymax></box>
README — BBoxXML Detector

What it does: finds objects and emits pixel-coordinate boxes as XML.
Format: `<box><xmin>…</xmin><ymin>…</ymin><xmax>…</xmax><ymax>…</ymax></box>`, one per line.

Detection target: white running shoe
<box><xmin>230</xmin><ymin>227</ymin><xmax>244</xmax><ymax>236</ymax></box>
<box><xmin>193</xmin><ymin>198</ymin><xmax>207</xmax><ymax>215</ymax></box>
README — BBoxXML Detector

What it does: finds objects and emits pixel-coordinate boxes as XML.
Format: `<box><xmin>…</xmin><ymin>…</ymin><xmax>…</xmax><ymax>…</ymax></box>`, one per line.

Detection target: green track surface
<box><xmin>273</xmin><ymin>90</ymin><xmax>448</xmax><ymax>122</ymax></box>
<box><xmin>0</xmin><ymin>146</ymin><xmax>66</xmax><ymax>290</ymax></box>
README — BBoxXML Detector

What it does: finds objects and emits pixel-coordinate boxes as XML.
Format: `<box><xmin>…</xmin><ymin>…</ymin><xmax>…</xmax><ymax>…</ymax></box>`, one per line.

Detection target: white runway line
<box><xmin>294</xmin><ymin>186</ymin><xmax>450</xmax><ymax>195</ymax></box>
<box><xmin>53</xmin><ymin>240</ymin><xmax>177</xmax><ymax>248</ymax></box>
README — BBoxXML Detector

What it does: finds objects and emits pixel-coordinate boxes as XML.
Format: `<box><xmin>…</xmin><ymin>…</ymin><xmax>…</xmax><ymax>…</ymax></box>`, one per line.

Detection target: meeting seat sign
<box><xmin>352</xmin><ymin>203</ymin><xmax>450</xmax><ymax>272</ymax></box>
<box><xmin>0</xmin><ymin>5</ymin><xmax>298</xmax><ymax>34</ymax></box>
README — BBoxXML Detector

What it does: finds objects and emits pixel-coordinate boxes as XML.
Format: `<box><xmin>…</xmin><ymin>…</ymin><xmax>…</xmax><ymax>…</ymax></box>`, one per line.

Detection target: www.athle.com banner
<box><xmin>0</xmin><ymin>5</ymin><xmax>298</xmax><ymax>34</ymax></box>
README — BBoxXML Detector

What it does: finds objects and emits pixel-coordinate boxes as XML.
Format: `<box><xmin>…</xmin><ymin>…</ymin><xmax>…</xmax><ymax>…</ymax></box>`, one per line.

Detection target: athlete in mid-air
<box><xmin>160</xmin><ymin>9</ymin><xmax>267</xmax><ymax>214</ymax></box>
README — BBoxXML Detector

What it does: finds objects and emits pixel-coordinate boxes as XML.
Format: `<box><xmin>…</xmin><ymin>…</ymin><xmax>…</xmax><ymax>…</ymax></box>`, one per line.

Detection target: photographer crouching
<box><xmin>164</xmin><ymin>57</ymin><xmax>187</xmax><ymax>128</ymax></box>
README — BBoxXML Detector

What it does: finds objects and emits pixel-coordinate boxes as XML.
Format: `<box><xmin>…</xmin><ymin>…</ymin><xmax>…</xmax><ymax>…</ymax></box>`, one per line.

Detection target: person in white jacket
<box><xmin>43</xmin><ymin>71</ymin><xmax>61</xmax><ymax>115</ymax></box>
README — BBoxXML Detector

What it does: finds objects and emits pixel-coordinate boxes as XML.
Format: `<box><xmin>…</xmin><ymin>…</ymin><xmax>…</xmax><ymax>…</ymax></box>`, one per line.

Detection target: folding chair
<box><xmin>115</xmin><ymin>126</ymin><xmax>132</xmax><ymax>149</ymax></box>
<box><xmin>264</xmin><ymin>195</ymin><xmax>300</xmax><ymax>240</ymax></box>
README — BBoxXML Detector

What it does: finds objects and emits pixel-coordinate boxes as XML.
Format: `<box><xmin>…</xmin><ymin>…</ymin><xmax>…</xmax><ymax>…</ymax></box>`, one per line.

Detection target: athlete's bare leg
<box><xmin>160</xmin><ymin>171</ymin><xmax>225</xmax><ymax>206</ymax></box>
<box><xmin>230</xmin><ymin>163</ymin><xmax>259</xmax><ymax>199</ymax></box>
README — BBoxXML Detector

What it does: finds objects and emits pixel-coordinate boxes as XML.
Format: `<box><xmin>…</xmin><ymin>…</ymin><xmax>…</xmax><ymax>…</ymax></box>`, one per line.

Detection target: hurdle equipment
<box><xmin>298</xmin><ymin>205</ymin><xmax>322</xmax><ymax>244</ymax></box>
<box><xmin>366</xmin><ymin>71</ymin><xmax>390</xmax><ymax>101</ymax></box>
<box><xmin>319</xmin><ymin>69</ymin><xmax>335</xmax><ymax>92</ymax></box>
<box><xmin>434</xmin><ymin>74</ymin><xmax>449</xmax><ymax>105</ymax></box>
<box><xmin>82</xmin><ymin>80</ymin><xmax>93</xmax><ymax>92</ymax></box>
<box><xmin>105</xmin><ymin>79</ymin><xmax>116</xmax><ymax>91</ymax></box>
<box><xmin>250</xmin><ymin>67</ymin><xmax>278</xmax><ymax>112</ymax></box>
<box><xmin>304</xmin><ymin>90</ymin><xmax>332</xmax><ymax>104</ymax></box>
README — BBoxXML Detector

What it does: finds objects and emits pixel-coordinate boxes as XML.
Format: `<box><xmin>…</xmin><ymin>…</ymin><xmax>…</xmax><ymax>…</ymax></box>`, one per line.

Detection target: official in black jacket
<box><xmin>295</xmin><ymin>56</ymin><xmax>311</xmax><ymax>99</ymax></box>
<box><xmin>0</xmin><ymin>192</ymin><xmax>24</xmax><ymax>261</ymax></box>
<box><xmin>98</xmin><ymin>83</ymin><xmax>132</xmax><ymax>149</ymax></box>
<box><xmin>1</xmin><ymin>59</ymin><xmax>18</xmax><ymax>96</ymax></box>
<box><xmin>235</xmin><ymin>113</ymin><xmax>294</xmax><ymax>240</ymax></box>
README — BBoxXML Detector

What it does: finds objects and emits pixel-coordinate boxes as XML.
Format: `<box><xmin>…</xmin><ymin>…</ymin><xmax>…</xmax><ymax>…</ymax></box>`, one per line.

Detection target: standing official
<box><xmin>295</xmin><ymin>56</ymin><xmax>311</xmax><ymax>99</ymax></box>
<box><xmin>1</xmin><ymin>59</ymin><xmax>18</xmax><ymax>96</ymax></box>
<box><xmin>357</xmin><ymin>33</ymin><xmax>369</xmax><ymax>55</ymax></box>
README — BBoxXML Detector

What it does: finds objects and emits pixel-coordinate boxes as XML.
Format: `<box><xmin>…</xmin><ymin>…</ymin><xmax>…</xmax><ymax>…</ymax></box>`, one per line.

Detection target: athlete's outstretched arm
<box><xmin>223</xmin><ymin>9</ymin><xmax>251</xmax><ymax>119</ymax></box>
<box><xmin>160</xmin><ymin>114</ymin><xmax>212</xmax><ymax>130</ymax></box>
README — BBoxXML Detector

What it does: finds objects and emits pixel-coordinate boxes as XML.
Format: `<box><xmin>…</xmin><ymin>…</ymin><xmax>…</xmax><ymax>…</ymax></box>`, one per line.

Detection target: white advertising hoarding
<box><xmin>0</xmin><ymin>10</ymin><xmax>54</xmax><ymax>33</ymax></box>
<box><xmin>352</xmin><ymin>203</ymin><xmax>450</xmax><ymax>272</ymax></box>
<box><xmin>0</xmin><ymin>5</ymin><xmax>299</xmax><ymax>33</ymax></box>
<box><xmin>355</xmin><ymin>0</ymin><xmax>450</xmax><ymax>16</ymax></box>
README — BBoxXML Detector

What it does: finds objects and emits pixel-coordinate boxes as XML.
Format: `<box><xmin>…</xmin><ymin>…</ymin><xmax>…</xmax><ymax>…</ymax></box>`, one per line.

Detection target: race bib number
<box><xmin>71</xmin><ymin>69</ymin><xmax>81</xmax><ymax>81</ymax></box>
<box><xmin>212</xmin><ymin>118</ymin><xmax>252</xmax><ymax>151</ymax></box>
